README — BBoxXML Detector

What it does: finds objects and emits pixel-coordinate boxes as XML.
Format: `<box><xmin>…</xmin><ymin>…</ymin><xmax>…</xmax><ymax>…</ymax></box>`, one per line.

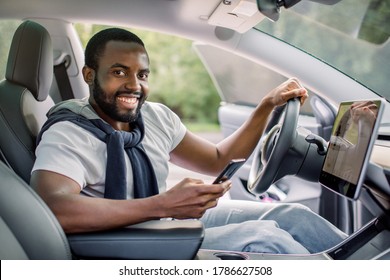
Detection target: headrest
<box><xmin>5</xmin><ymin>21</ymin><xmax>53</xmax><ymax>102</ymax></box>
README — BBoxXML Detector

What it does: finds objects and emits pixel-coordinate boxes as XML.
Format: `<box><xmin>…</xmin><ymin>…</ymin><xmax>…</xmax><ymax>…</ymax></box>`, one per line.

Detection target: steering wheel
<box><xmin>247</xmin><ymin>98</ymin><xmax>300</xmax><ymax>195</ymax></box>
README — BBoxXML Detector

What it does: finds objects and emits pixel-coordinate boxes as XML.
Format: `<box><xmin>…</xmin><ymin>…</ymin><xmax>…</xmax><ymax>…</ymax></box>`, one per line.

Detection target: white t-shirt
<box><xmin>32</xmin><ymin>99</ymin><xmax>187</xmax><ymax>198</ymax></box>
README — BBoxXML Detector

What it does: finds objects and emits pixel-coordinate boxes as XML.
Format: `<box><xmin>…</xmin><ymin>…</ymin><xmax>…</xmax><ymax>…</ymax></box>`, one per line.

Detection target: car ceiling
<box><xmin>0</xmin><ymin>0</ymin><xmax>224</xmax><ymax>41</ymax></box>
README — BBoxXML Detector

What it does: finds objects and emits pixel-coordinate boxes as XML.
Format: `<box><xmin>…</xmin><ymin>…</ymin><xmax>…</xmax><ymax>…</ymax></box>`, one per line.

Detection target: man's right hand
<box><xmin>157</xmin><ymin>178</ymin><xmax>231</xmax><ymax>219</ymax></box>
<box><xmin>31</xmin><ymin>170</ymin><xmax>230</xmax><ymax>233</ymax></box>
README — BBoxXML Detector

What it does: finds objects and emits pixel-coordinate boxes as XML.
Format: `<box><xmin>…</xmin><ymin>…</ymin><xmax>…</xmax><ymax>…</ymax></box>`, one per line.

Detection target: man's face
<box><xmin>87</xmin><ymin>41</ymin><xmax>150</xmax><ymax>127</ymax></box>
<box><xmin>92</xmin><ymin>75</ymin><xmax>146</xmax><ymax>123</ymax></box>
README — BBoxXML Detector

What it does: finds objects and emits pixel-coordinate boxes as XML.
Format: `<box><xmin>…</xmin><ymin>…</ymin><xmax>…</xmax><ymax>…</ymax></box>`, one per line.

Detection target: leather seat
<box><xmin>0</xmin><ymin>161</ymin><xmax>72</xmax><ymax>259</ymax></box>
<box><xmin>0</xmin><ymin>20</ymin><xmax>71</xmax><ymax>260</ymax></box>
<box><xmin>0</xmin><ymin>20</ymin><xmax>55</xmax><ymax>183</ymax></box>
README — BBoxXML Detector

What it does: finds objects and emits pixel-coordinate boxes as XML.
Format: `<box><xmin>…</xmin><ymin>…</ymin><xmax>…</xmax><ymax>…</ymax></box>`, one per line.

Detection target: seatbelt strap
<box><xmin>0</xmin><ymin>147</ymin><xmax>14</xmax><ymax>172</ymax></box>
<box><xmin>54</xmin><ymin>61</ymin><xmax>74</xmax><ymax>101</ymax></box>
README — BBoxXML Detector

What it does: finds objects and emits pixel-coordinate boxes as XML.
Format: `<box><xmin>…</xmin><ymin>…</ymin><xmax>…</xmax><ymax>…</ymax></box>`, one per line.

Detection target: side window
<box><xmin>0</xmin><ymin>20</ymin><xmax>22</xmax><ymax>79</ymax></box>
<box><xmin>193</xmin><ymin>43</ymin><xmax>314</xmax><ymax>116</ymax></box>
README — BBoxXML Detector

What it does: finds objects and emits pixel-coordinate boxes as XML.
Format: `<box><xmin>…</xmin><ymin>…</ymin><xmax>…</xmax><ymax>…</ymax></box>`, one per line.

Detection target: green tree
<box><xmin>0</xmin><ymin>20</ymin><xmax>22</xmax><ymax>79</ymax></box>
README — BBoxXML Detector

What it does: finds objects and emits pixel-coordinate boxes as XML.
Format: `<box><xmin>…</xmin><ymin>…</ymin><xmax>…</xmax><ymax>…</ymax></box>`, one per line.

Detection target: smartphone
<box><xmin>213</xmin><ymin>158</ymin><xmax>246</xmax><ymax>184</ymax></box>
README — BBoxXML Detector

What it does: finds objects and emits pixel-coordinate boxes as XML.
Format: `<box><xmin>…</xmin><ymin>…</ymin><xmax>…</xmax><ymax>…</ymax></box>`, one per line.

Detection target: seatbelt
<box><xmin>0</xmin><ymin>147</ymin><xmax>14</xmax><ymax>172</ymax></box>
<box><xmin>54</xmin><ymin>61</ymin><xmax>74</xmax><ymax>101</ymax></box>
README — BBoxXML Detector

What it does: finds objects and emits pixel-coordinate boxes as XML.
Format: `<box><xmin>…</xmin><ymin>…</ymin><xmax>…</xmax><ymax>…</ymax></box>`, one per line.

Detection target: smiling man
<box><xmin>87</xmin><ymin>41</ymin><xmax>149</xmax><ymax>127</ymax></box>
<box><xmin>30</xmin><ymin>28</ymin><xmax>346</xmax><ymax>254</ymax></box>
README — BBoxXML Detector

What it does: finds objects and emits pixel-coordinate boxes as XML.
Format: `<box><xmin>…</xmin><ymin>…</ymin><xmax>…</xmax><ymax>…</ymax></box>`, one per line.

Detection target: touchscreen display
<box><xmin>319</xmin><ymin>99</ymin><xmax>384</xmax><ymax>200</ymax></box>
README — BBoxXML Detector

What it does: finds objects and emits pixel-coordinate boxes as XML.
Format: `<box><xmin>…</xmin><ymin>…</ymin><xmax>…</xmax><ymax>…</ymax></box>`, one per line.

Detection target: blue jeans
<box><xmin>199</xmin><ymin>200</ymin><xmax>347</xmax><ymax>254</ymax></box>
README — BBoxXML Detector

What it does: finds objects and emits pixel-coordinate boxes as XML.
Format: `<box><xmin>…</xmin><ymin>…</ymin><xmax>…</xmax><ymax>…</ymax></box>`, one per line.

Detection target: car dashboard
<box><xmin>196</xmin><ymin>99</ymin><xmax>390</xmax><ymax>260</ymax></box>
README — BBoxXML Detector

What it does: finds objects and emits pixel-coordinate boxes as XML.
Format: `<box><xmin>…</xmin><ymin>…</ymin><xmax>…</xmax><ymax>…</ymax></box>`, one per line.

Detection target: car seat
<box><xmin>0</xmin><ymin>20</ymin><xmax>55</xmax><ymax>183</ymax></box>
<box><xmin>0</xmin><ymin>160</ymin><xmax>72</xmax><ymax>259</ymax></box>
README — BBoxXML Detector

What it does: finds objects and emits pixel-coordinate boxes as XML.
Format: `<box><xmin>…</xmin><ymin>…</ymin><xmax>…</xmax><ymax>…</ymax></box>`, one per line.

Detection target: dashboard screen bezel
<box><xmin>319</xmin><ymin>99</ymin><xmax>385</xmax><ymax>200</ymax></box>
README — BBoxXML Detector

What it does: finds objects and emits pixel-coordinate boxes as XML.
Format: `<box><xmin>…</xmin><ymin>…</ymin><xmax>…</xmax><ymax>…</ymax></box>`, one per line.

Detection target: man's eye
<box><xmin>113</xmin><ymin>70</ymin><xmax>126</xmax><ymax>77</ymax></box>
<box><xmin>139</xmin><ymin>73</ymin><xmax>149</xmax><ymax>79</ymax></box>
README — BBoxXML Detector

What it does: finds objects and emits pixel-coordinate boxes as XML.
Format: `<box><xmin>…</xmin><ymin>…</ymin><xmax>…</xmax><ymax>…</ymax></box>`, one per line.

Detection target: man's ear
<box><xmin>82</xmin><ymin>66</ymin><xmax>95</xmax><ymax>86</ymax></box>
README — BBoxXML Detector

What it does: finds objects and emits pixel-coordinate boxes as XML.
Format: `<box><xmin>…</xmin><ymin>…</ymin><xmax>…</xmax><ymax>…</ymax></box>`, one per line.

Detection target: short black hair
<box><xmin>85</xmin><ymin>28</ymin><xmax>146</xmax><ymax>70</ymax></box>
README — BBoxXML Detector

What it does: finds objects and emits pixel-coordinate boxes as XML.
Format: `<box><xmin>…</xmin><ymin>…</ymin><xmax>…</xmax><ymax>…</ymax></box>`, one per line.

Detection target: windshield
<box><xmin>255</xmin><ymin>0</ymin><xmax>390</xmax><ymax>101</ymax></box>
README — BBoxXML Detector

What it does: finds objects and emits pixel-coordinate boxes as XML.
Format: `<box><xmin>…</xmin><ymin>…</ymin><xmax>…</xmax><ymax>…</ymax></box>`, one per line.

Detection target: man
<box><xmin>31</xmin><ymin>28</ymin><xmax>346</xmax><ymax>254</ymax></box>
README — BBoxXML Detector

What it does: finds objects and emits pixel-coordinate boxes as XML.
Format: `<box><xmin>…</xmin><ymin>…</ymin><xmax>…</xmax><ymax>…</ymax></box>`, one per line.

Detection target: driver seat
<box><xmin>0</xmin><ymin>160</ymin><xmax>71</xmax><ymax>259</ymax></box>
<box><xmin>0</xmin><ymin>20</ymin><xmax>55</xmax><ymax>183</ymax></box>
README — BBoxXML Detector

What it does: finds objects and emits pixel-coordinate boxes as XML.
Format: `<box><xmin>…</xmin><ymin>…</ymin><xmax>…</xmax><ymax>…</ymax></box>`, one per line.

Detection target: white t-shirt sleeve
<box><xmin>142</xmin><ymin>102</ymin><xmax>187</xmax><ymax>152</ymax></box>
<box><xmin>32</xmin><ymin>121</ymin><xmax>107</xmax><ymax>189</ymax></box>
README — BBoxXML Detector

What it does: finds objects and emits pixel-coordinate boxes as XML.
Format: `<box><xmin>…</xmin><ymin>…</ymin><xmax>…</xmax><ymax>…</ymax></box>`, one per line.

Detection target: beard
<box><xmin>92</xmin><ymin>77</ymin><xmax>146</xmax><ymax>123</ymax></box>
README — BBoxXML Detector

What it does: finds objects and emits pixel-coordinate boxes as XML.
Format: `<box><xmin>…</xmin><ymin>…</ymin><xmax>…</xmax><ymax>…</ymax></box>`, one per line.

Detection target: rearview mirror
<box><xmin>257</xmin><ymin>0</ymin><xmax>343</xmax><ymax>21</ymax></box>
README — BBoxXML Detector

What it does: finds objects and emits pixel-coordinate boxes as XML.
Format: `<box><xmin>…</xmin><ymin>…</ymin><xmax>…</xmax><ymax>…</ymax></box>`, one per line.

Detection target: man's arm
<box><xmin>31</xmin><ymin>170</ymin><xmax>229</xmax><ymax>233</ymax></box>
<box><xmin>170</xmin><ymin>78</ymin><xmax>308</xmax><ymax>176</ymax></box>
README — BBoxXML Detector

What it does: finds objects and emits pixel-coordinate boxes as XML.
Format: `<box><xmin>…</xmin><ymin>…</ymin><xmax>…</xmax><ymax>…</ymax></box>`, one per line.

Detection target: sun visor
<box><xmin>208</xmin><ymin>0</ymin><xmax>266</xmax><ymax>33</ymax></box>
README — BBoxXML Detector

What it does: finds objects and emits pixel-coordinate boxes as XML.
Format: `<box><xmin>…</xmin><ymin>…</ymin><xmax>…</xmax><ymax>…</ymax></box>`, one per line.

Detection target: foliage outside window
<box><xmin>0</xmin><ymin>20</ymin><xmax>22</xmax><ymax>79</ymax></box>
<box><xmin>75</xmin><ymin>24</ymin><xmax>221</xmax><ymax>127</ymax></box>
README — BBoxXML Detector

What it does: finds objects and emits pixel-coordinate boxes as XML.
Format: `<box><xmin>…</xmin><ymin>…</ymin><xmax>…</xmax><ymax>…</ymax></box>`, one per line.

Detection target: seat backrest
<box><xmin>0</xmin><ymin>20</ymin><xmax>55</xmax><ymax>183</ymax></box>
<box><xmin>0</xmin><ymin>161</ymin><xmax>71</xmax><ymax>260</ymax></box>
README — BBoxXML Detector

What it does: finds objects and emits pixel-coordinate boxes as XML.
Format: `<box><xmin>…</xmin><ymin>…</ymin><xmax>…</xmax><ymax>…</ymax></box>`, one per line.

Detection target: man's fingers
<box><xmin>198</xmin><ymin>181</ymin><xmax>231</xmax><ymax>194</ymax></box>
<box><xmin>284</xmin><ymin>87</ymin><xmax>308</xmax><ymax>105</ymax></box>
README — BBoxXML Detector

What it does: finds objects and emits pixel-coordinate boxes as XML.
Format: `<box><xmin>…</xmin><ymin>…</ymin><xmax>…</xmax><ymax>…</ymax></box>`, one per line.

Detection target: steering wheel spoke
<box><xmin>247</xmin><ymin>98</ymin><xmax>301</xmax><ymax>195</ymax></box>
